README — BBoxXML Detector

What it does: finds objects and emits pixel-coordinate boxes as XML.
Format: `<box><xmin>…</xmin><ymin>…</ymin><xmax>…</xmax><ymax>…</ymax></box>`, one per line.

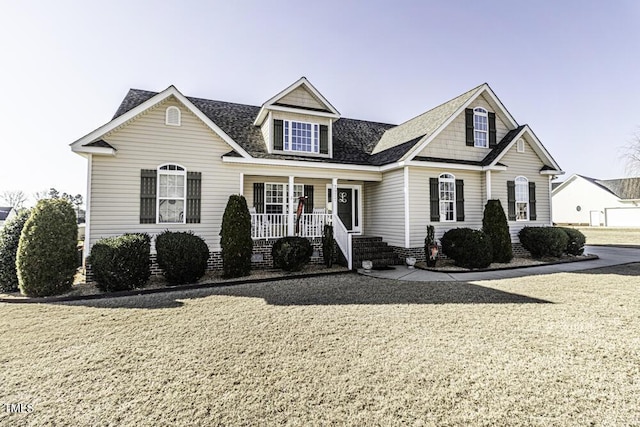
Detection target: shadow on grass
<box><xmin>57</xmin><ymin>275</ymin><xmax>551</xmax><ymax>309</ymax></box>
<box><xmin>574</xmin><ymin>262</ymin><xmax>640</xmax><ymax>277</ymax></box>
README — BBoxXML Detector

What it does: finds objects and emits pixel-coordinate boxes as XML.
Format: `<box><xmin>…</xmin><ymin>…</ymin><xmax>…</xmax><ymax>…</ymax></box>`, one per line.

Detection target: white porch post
<box><xmin>331</xmin><ymin>177</ymin><xmax>338</xmax><ymax>226</ymax></box>
<box><xmin>486</xmin><ymin>170</ymin><xmax>492</xmax><ymax>202</ymax></box>
<box><xmin>239</xmin><ymin>172</ymin><xmax>244</xmax><ymax>196</ymax></box>
<box><xmin>288</xmin><ymin>175</ymin><xmax>295</xmax><ymax>236</ymax></box>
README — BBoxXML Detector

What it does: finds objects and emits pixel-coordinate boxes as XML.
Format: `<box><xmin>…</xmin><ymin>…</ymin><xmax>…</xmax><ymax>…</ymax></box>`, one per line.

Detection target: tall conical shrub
<box><xmin>0</xmin><ymin>209</ymin><xmax>31</xmax><ymax>292</ymax></box>
<box><xmin>220</xmin><ymin>195</ymin><xmax>253</xmax><ymax>278</ymax></box>
<box><xmin>17</xmin><ymin>199</ymin><xmax>78</xmax><ymax>296</ymax></box>
<box><xmin>482</xmin><ymin>199</ymin><xmax>513</xmax><ymax>263</ymax></box>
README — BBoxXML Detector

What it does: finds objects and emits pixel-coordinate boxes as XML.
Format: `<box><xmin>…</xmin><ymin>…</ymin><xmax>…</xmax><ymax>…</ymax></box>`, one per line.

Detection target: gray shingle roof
<box><xmin>480</xmin><ymin>125</ymin><xmax>526</xmax><ymax>166</ymax></box>
<box><xmin>0</xmin><ymin>207</ymin><xmax>14</xmax><ymax>221</ymax></box>
<box><xmin>84</xmin><ymin>139</ymin><xmax>116</xmax><ymax>150</ymax></box>
<box><xmin>587</xmin><ymin>176</ymin><xmax>640</xmax><ymax>199</ymax></box>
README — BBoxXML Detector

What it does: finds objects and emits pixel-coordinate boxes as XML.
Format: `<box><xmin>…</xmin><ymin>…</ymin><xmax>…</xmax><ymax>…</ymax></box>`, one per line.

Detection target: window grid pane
<box><xmin>439</xmin><ymin>177</ymin><xmax>455</xmax><ymax>222</ymax></box>
<box><xmin>515</xmin><ymin>178</ymin><xmax>529</xmax><ymax>221</ymax></box>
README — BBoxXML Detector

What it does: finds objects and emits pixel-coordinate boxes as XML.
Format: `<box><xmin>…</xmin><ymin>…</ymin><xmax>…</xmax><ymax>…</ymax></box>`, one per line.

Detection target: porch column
<box><xmin>331</xmin><ymin>177</ymin><xmax>338</xmax><ymax>226</ymax></box>
<box><xmin>486</xmin><ymin>170</ymin><xmax>492</xmax><ymax>202</ymax></box>
<box><xmin>239</xmin><ymin>172</ymin><xmax>244</xmax><ymax>196</ymax></box>
<box><xmin>288</xmin><ymin>175</ymin><xmax>295</xmax><ymax>236</ymax></box>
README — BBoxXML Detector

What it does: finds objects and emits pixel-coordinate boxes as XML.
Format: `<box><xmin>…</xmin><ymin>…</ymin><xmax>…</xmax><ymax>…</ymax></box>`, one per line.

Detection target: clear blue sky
<box><xmin>1</xmin><ymin>0</ymin><xmax>639</xmax><ymax>205</ymax></box>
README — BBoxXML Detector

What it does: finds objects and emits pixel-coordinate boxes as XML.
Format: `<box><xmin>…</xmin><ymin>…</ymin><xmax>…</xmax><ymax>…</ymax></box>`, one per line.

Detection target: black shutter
<box><xmin>488</xmin><ymin>112</ymin><xmax>497</xmax><ymax>147</ymax></box>
<box><xmin>507</xmin><ymin>181</ymin><xmax>516</xmax><ymax>221</ymax></box>
<box><xmin>455</xmin><ymin>179</ymin><xmax>465</xmax><ymax>222</ymax></box>
<box><xmin>186</xmin><ymin>172</ymin><xmax>201</xmax><ymax>224</ymax></box>
<box><xmin>303</xmin><ymin>185</ymin><xmax>314</xmax><ymax>213</ymax></box>
<box><xmin>529</xmin><ymin>182</ymin><xmax>537</xmax><ymax>220</ymax></box>
<box><xmin>430</xmin><ymin>178</ymin><xmax>440</xmax><ymax>222</ymax></box>
<box><xmin>253</xmin><ymin>183</ymin><xmax>264</xmax><ymax>213</ymax></box>
<box><xmin>140</xmin><ymin>169</ymin><xmax>157</xmax><ymax>224</ymax></box>
<box><xmin>320</xmin><ymin>125</ymin><xmax>329</xmax><ymax>154</ymax></box>
<box><xmin>273</xmin><ymin>120</ymin><xmax>283</xmax><ymax>151</ymax></box>
<box><xmin>465</xmin><ymin>108</ymin><xmax>474</xmax><ymax>146</ymax></box>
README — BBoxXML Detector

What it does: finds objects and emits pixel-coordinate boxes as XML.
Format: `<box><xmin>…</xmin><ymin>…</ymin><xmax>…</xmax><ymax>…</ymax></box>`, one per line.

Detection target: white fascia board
<box><xmin>541</xmin><ymin>170</ymin><xmax>564</xmax><ymax>176</ymax></box>
<box><xmin>266</xmin><ymin>105</ymin><xmax>340</xmax><ymax>119</ymax></box>
<box><xmin>488</xmin><ymin>125</ymin><xmax>562</xmax><ymax>173</ymax></box>
<box><xmin>70</xmin><ymin>86</ymin><xmax>251</xmax><ymax>159</ymax></box>
<box><xmin>253</xmin><ymin>77</ymin><xmax>341</xmax><ymax>126</ymax></box>
<box><xmin>551</xmin><ymin>174</ymin><xmax>579</xmax><ymax>195</ymax></box>
<box><xmin>71</xmin><ymin>146</ymin><xmax>116</xmax><ymax>156</ymax></box>
<box><xmin>221</xmin><ymin>156</ymin><xmax>382</xmax><ymax>176</ymax></box>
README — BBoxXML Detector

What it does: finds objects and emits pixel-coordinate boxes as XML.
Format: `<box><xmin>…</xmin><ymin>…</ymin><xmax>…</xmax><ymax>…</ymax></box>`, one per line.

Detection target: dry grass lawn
<box><xmin>1</xmin><ymin>265</ymin><xmax>640</xmax><ymax>426</ymax></box>
<box><xmin>573</xmin><ymin>226</ymin><xmax>640</xmax><ymax>246</ymax></box>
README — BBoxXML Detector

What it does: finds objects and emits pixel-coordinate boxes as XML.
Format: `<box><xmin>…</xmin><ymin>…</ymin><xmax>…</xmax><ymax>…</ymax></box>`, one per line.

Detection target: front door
<box><xmin>328</xmin><ymin>185</ymin><xmax>361</xmax><ymax>233</ymax></box>
<box><xmin>337</xmin><ymin>188</ymin><xmax>353</xmax><ymax>230</ymax></box>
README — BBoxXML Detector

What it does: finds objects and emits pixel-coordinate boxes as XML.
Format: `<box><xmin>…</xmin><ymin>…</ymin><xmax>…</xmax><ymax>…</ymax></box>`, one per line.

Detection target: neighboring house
<box><xmin>71</xmin><ymin>77</ymin><xmax>563</xmax><ymax>270</ymax></box>
<box><xmin>552</xmin><ymin>174</ymin><xmax>640</xmax><ymax>226</ymax></box>
<box><xmin>0</xmin><ymin>206</ymin><xmax>17</xmax><ymax>228</ymax></box>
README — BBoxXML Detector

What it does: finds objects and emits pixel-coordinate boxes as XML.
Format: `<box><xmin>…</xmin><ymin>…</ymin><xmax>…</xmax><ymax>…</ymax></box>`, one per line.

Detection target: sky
<box><xmin>1</xmin><ymin>0</ymin><xmax>640</xmax><ymax>207</ymax></box>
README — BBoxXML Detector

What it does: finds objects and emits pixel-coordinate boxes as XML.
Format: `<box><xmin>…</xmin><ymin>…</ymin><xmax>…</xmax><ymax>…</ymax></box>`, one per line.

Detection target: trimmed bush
<box><xmin>559</xmin><ymin>227</ymin><xmax>586</xmax><ymax>256</ymax></box>
<box><xmin>88</xmin><ymin>234</ymin><xmax>151</xmax><ymax>292</ymax></box>
<box><xmin>482</xmin><ymin>199</ymin><xmax>513</xmax><ymax>263</ymax></box>
<box><xmin>0</xmin><ymin>209</ymin><xmax>31</xmax><ymax>292</ymax></box>
<box><xmin>322</xmin><ymin>224</ymin><xmax>334</xmax><ymax>267</ymax></box>
<box><xmin>272</xmin><ymin>236</ymin><xmax>313</xmax><ymax>272</ymax></box>
<box><xmin>17</xmin><ymin>199</ymin><xmax>78</xmax><ymax>297</ymax></box>
<box><xmin>440</xmin><ymin>228</ymin><xmax>493</xmax><ymax>269</ymax></box>
<box><xmin>156</xmin><ymin>231</ymin><xmax>210</xmax><ymax>285</ymax></box>
<box><xmin>519</xmin><ymin>227</ymin><xmax>569</xmax><ymax>258</ymax></box>
<box><xmin>220</xmin><ymin>195</ymin><xmax>253</xmax><ymax>278</ymax></box>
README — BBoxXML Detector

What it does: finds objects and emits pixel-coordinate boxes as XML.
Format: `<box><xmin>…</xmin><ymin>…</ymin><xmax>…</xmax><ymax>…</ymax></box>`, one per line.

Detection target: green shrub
<box><xmin>156</xmin><ymin>231</ymin><xmax>210</xmax><ymax>285</ymax></box>
<box><xmin>518</xmin><ymin>227</ymin><xmax>569</xmax><ymax>258</ymax></box>
<box><xmin>559</xmin><ymin>227</ymin><xmax>586</xmax><ymax>256</ymax></box>
<box><xmin>482</xmin><ymin>199</ymin><xmax>513</xmax><ymax>263</ymax></box>
<box><xmin>0</xmin><ymin>209</ymin><xmax>31</xmax><ymax>292</ymax></box>
<box><xmin>272</xmin><ymin>236</ymin><xmax>313</xmax><ymax>272</ymax></box>
<box><xmin>220</xmin><ymin>195</ymin><xmax>253</xmax><ymax>278</ymax></box>
<box><xmin>440</xmin><ymin>228</ymin><xmax>493</xmax><ymax>269</ymax></box>
<box><xmin>322</xmin><ymin>224</ymin><xmax>334</xmax><ymax>267</ymax></box>
<box><xmin>88</xmin><ymin>234</ymin><xmax>151</xmax><ymax>292</ymax></box>
<box><xmin>16</xmin><ymin>199</ymin><xmax>78</xmax><ymax>297</ymax></box>
<box><xmin>424</xmin><ymin>225</ymin><xmax>438</xmax><ymax>268</ymax></box>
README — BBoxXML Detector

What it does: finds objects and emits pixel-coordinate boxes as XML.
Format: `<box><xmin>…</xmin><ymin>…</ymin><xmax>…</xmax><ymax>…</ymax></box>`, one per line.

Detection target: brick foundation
<box><xmin>390</xmin><ymin>242</ymin><xmax>531</xmax><ymax>264</ymax></box>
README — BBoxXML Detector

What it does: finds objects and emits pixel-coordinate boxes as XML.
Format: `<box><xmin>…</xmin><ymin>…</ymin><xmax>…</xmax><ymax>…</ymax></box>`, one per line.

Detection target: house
<box><xmin>552</xmin><ymin>174</ymin><xmax>640</xmax><ymax>226</ymax></box>
<box><xmin>70</xmin><ymin>77</ymin><xmax>563</xmax><ymax>271</ymax></box>
<box><xmin>0</xmin><ymin>206</ymin><xmax>17</xmax><ymax>228</ymax></box>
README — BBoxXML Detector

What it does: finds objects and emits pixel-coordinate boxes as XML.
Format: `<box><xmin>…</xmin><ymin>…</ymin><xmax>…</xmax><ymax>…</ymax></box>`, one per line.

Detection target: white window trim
<box><xmin>157</xmin><ymin>163</ymin><xmax>186</xmax><ymax>224</ymax></box>
<box><xmin>264</xmin><ymin>182</ymin><xmax>304</xmax><ymax>214</ymax></box>
<box><xmin>283</xmin><ymin>120</ymin><xmax>320</xmax><ymax>154</ymax></box>
<box><xmin>515</xmin><ymin>176</ymin><xmax>529</xmax><ymax>222</ymax></box>
<box><xmin>439</xmin><ymin>173</ymin><xmax>456</xmax><ymax>222</ymax></box>
<box><xmin>473</xmin><ymin>107</ymin><xmax>488</xmax><ymax>148</ymax></box>
<box><xmin>165</xmin><ymin>106</ymin><xmax>181</xmax><ymax>126</ymax></box>
<box><xmin>517</xmin><ymin>139</ymin><xmax>525</xmax><ymax>153</ymax></box>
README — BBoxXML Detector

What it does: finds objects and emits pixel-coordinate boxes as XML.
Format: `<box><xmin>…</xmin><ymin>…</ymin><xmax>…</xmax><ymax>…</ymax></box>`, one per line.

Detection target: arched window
<box><xmin>473</xmin><ymin>107</ymin><xmax>488</xmax><ymax>148</ymax></box>
<box><xmin>439</xmin><ymin>173</ymin><xmax>456</xmax><ymax>222</ymax></box>
<box><xmin>515</xmin><ymin>176</ymin><xmax>529</xmax><ymax>221</ymax></box>
<box><xmin>157</xmin><ymin>164</ymin><xmax>186</xmax><ymax>223</ymax></box>
<box><xmin>165</xmin><ymin>106</ymin><xmax>181</xmax><ymax>126</ymax></box>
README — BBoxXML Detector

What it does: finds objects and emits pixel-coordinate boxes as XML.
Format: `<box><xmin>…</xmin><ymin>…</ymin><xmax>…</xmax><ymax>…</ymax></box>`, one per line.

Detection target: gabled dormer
<box><xmin>253</xmin><ymin>77</ymin><xmax>340</xmax><ymax>158</ymax></box>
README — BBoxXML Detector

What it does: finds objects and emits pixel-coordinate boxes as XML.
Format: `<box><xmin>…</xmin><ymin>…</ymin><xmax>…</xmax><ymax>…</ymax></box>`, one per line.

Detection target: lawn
<box><xmin>573</xmin><ymin>226</ymin><xmax>640</xmax><ymax>246</ymax></box>
<box><xmin>1</xmin><ymin>265</ymin><xmax>639</xmax><ymax>426</ymax></box>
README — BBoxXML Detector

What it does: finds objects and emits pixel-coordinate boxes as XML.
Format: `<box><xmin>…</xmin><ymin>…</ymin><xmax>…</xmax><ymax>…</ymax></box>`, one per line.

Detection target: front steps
<box><xmin>351</xmin><ymin>236</ymin><xmax>402</xmax><ymax>269</ymax></box>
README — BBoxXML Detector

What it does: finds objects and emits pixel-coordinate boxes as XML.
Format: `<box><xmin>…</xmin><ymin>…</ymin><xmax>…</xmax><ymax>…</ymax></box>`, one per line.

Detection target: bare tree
<box><xmin>1</xmin><ymin>190</ymin><xmax>27</xmax><ymax>209</ymax></box>
<box><xmin>622</xmin><ymin>130</ymin><xmax>640</xmax><ymax>176</ymax></box>
<box><xmin>32</xmin><ymin>189</ymin><xmax>50</xmax><ymax>202</ymax></box>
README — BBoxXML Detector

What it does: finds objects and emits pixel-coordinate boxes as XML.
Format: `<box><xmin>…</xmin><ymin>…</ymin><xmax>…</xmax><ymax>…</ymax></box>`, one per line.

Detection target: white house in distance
<box><xmin>70</xmin><ymin>77</ymin><xmax>563</xmax><ymax>271</ymax></box>
<box><xmin>0</xmin><ymin>206</ymin><xmax>17</xmax><ymax>228</ymax></box>
<box><xmin>552</xmin><ymin>174</ymin><xmax>640</xmax><ymax>226</ymax></box>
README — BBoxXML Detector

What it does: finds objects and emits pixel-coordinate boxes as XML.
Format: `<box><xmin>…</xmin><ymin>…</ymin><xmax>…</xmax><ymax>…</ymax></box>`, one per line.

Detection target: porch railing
<box><xmin>333</xmin><ymin>215</ymin><xmax>353</xmax><ymax>270</ymax></box>
<box><xmin>250</xmin><ymin>213</ymin><xmax>332</xmax><ymax>240</ymax></box>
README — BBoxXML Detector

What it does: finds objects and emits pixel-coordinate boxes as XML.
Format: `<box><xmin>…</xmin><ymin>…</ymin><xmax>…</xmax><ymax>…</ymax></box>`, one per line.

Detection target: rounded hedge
<box><xmin>272</xmin><ymin>236</ymin><xmax>313</xmax><ymax>272</ymax></box>
<box><xmin>559</xmin><ymin>227</ymin><xmax>586</xmax><ymax>256</ymax></box>
<box><xmin>220</xmin><ymin>195</ymin><xmax>253</xmax><ymax>279</ymax></box>
<box><xmin>156</xmin><ymin>231</ymin><xmax>210</xmax><ymax>285</ymax></box>
<box><xmin>518</xmin><ymin>227</ymin><xmax>569</xmax><ymax>258</ymax></box>
<box><xmin>0</xmin><ymin>209</ymin><xmax>31</xmax><ymax>292</ymax></box>
<box><xmin>17</xmin><ymin>199</ymin><xmax>78</xmax><ymax>297</ymax></box>
<box><xmin>440</xmin><ymin>228</ymin><xmax>493</xmax><ymax>269</ymax></box>
<box><xmin>482</xmin><ymin>199</ymin><xmax>513</xmax><ymax>263</ymax></box>
<box><xmin>88</xmin><ymin>233</ymin><xmax>151</xmax><ymax>292</ymax></box>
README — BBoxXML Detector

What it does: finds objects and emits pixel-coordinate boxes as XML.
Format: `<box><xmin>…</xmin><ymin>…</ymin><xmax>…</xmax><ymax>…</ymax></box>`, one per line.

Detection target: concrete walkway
<box><xmin>359</xmin><ymin>246</ymin><xmax>640</xmax><ymax>282</ymax></box>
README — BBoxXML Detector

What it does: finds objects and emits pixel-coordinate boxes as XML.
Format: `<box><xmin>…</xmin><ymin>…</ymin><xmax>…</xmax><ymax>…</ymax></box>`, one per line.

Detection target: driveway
<box><xmin>360</xmin><ymin>245</ymin><xmax>640</xmax><ymax>282</ymax></box>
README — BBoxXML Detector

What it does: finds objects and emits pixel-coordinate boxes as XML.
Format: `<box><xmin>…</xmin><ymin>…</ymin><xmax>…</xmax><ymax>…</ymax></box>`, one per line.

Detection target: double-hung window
<box><xmin>158</xmin><ymin>164</ymin><xmax>186</xmax><ymax>223</ymax></box>
<box><xmin>515</xmin><ymin>176</ymin><xmax>529</xmax><ymax>221</ymax></box>
<box><xmin>265</xmin><ymin>183</ymin><xmax>304</xmax><ymax>214</ymax></box>
<box><xmin>439</xmin><ymin>173</ymin><xmax>456</xmax><ymax>222</ymax></box>
<box><xmin>283</xmin><ymin>120</ymin><xmax>319</xmax><ymax>153</ymax></box>
<box><xmin>473</xmin><ymin>107</ymin><xmax>488</xmax><ymax>148</ymax></box>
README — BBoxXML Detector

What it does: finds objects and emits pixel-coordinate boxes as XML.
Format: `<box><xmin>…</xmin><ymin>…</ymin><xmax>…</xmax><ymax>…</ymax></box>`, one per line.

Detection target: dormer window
<box><xmin>284</xmin><ymin>120</ymin><xmax>319</xmax><ymax>153</ymax></box>
<box><xmin>165</xmin><ymin>106</ymin><xmax>181</xmax><ymax>126</ymax></box>
<box><xmin>473</xmin><ymin>107</ymin><xmax>488</xmax><ymax>148</ymax></box>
